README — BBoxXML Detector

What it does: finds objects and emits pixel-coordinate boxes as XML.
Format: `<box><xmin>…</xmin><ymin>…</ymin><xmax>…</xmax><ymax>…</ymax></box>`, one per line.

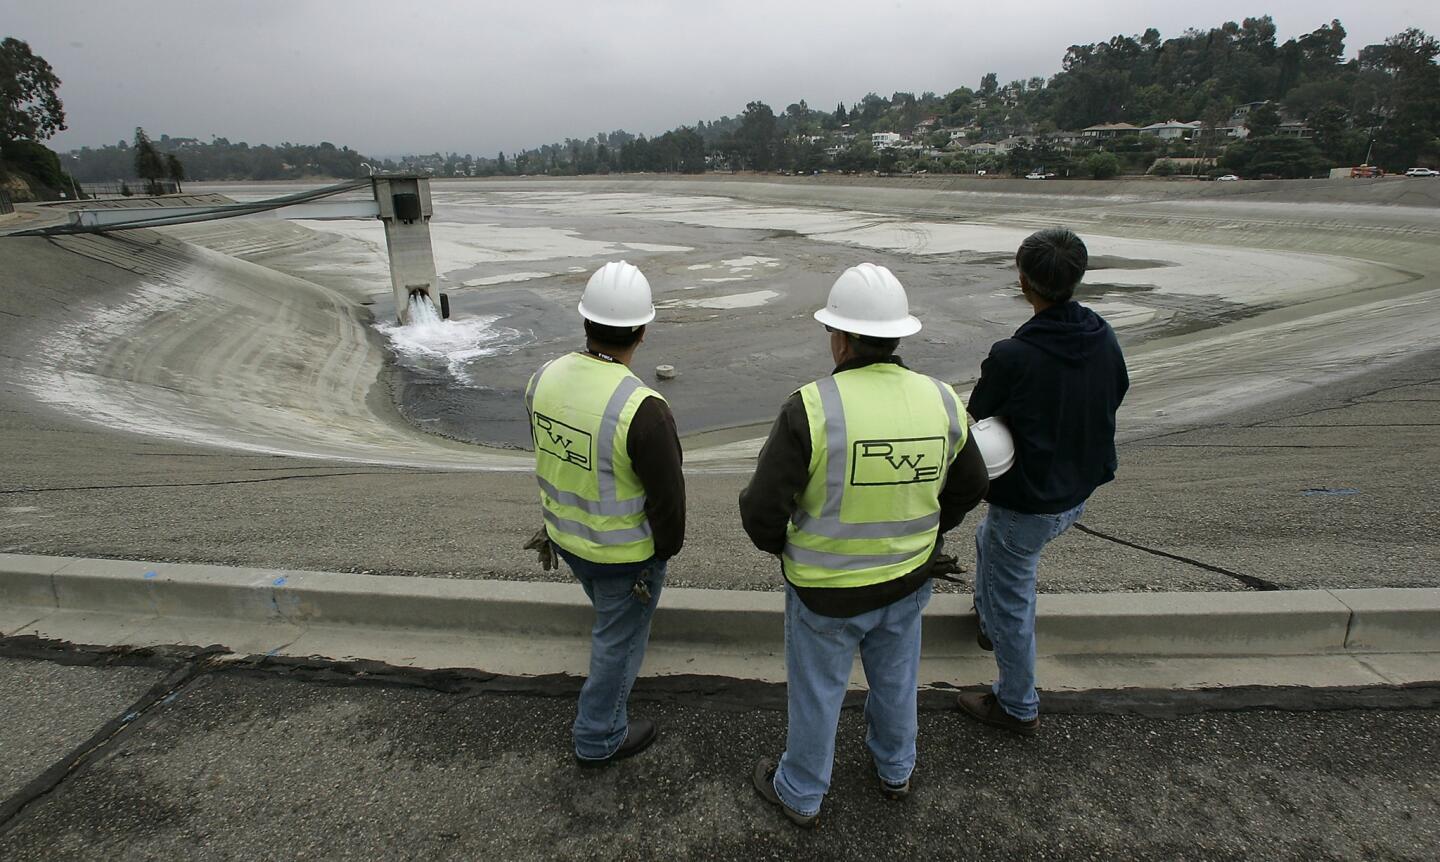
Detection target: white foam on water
<box><xmin>374</xmin><ymin>296</ymin><xmax>525</xmax><ymax>385</ymax></box>
<box><xmin>721</xmin><ymin>255</ymin><xmax>780</xmax><ymax>269</ymax></box>
<box><xmin>659</xmin><ymin>290</ymin><xmax>780</xmax><ymax>310</ymax></box>
<box><xmin>461</xmin><ymin>271</ymin><xmax>551</xmax><ymax>287</ymax></box>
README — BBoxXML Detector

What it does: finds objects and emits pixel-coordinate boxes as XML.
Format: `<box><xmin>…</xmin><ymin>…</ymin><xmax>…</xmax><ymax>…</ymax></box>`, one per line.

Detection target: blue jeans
<box><xmin>973</xmin><ymin>502</ymin><xmax>1085</xmax><ymax>722</ymax></box>
<box><xmin>560</xmin><ymin>549</ymin><xmax>666</xmax><ymax>761</ymax></box>
<box><xmin>773</xmin><ymin>581</ymin><xmax>932</xmax><ymax>817</ymax></box>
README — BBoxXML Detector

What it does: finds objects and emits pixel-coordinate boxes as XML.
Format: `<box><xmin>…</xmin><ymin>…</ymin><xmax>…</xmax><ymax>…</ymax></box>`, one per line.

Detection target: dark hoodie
<box><xmin>968</xmin><ymin>301</ymin><xmax>1129</xmax><ymax>514</ymax></box>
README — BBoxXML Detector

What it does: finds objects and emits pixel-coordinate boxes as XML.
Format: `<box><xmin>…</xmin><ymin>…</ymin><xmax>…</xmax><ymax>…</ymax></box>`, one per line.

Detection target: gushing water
<box><xmin>408</xmin><ymin>293</ymin><xmax>444</xmax><ymax>326</ymax></box>
<box><xmin>374</xmin><ymin>294</ymin><xmax>524</xmax><ymax>385</ymax></box>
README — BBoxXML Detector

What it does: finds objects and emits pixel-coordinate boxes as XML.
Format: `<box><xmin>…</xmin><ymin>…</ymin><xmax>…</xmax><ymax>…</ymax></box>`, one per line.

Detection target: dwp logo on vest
<box><xmin>850</xmin><ymin>437</ymin><xmax>944</xmax><ymax>486</ymax></box>
<box><xmin>534</xmin><ymin>412</ymin><xmax>594</xmax><ymax>471</ymax></box>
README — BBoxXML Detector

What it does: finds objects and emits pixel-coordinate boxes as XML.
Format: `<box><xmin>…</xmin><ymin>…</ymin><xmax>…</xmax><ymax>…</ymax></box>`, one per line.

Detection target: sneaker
<box><xmin>752</xmin><ymin>757</ymin><xmax>819</xmax><ymax>828</ymax></box>
<box><xmin>956</xmin><ymin>691</ymin><xmax>1039</xmax><ymax>736</ymax></box>
<box><xmin>878</xmin><ymin>771</ymin><xmax>910</xmax><ymax>801</ymax></box>
<box><xmin>972</xmin><ymin>603</ymin><xmax>993</xmax><ymax>652</ymax></box>
<box><xmin>575</xmin><ymin>718</ymin><xmax>658</xmax><ymax>768</ymax></box>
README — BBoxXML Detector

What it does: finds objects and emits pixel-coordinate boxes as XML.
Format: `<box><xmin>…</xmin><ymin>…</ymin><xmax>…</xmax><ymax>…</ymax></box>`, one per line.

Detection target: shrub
<box><xmin>1085</xmin><ymin>151</ymin><xmax>1120</xmax><ymax>179</ymax></box>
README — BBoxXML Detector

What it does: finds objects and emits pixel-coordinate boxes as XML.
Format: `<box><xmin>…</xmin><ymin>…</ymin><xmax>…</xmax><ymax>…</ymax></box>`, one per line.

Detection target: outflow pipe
<box><xmin>3</xmin><ymin>179</ymin><xmax>372</xmax><ymax>237</ymax></box>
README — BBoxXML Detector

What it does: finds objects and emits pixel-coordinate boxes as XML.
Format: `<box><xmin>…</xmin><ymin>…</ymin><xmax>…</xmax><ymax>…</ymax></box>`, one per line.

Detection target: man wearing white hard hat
<box><xmin>959</xmin><ymin>228</ymin><xmax>1128</xmax><ymax>736</ymax></box>
<box><xmin>524</xmin><ymin>260</ymin><xmax>685</xmax><ymax>767</ymax></box>
<box><xmin>740</xmin><ymin>263</ymin><xmax>989</xmax><ymax>826</ymax></box>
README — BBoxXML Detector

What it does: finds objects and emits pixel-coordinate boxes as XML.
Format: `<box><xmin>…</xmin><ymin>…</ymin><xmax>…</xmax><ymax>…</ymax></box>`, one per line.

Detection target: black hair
<box><xmin>847</xmin><ymin>333</ymin><xmax>900</xmax><ymax>360</ymax></box>
<box><xmin>1016</xmin><ymin>227</ymin><xmax>1087</xmax><ymax>303</ymax></box>
<box><xmin>584</xmin><ymin>319</ymin><xmax>645</xmax><ymax>349</ymax></box>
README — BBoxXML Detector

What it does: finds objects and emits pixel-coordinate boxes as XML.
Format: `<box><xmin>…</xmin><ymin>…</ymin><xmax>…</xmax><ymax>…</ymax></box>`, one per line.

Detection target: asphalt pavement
<box><xmin>0</xmin><ymin>650</ymin><xmax>1436</xmax><ymax>860</ymax></box>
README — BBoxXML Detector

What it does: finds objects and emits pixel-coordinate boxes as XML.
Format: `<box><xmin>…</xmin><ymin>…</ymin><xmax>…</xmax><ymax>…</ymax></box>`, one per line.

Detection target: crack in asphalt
<box><xmin>1243</xmin><ymin>376</ymin><xmax>1440</xmax><ymax>428</ymax></box>
<box><xmin>0</xmin><ymin>649</ymin><xmax>224</xmax><ymax>837</ymax></box>
<box><xmin>0</xmin><ymin>471</ymin><xmax>446</xmax><ymax>495</ymax></box>
<box><xmin>1258</xmin><ymin>423</ymin><xmax>1440</xmax><ymax>428</ymax></box>
<box><xmin>1073</xmin><ymin>523</ymin><xmax>1284</xmax><ymax>591</ymax></box>
<box><xmin>1132</xmin><ymin>443</ymin><xmax>1356</xmax><ymax>449</ymax></box>
<box><xmin>4</xmin><ymin>635</ymin><xmax>1438</xmax><ymax>725</ymax></box>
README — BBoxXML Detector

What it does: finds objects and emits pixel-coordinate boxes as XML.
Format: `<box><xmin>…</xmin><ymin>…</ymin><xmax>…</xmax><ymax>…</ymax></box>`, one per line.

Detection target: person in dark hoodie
<box><xmin>958</xmin><ymin>227</ymin><xmax>1129</xmax><ymax>735</ymax></box>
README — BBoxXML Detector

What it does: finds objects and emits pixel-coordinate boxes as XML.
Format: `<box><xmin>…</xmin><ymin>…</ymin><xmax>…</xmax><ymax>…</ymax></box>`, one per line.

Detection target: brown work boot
<box><xmin>752</xmin><ymin>757</ymin><xmax>819</xmax><ymax>828</ymax></box>
<box><xmin>956</xmin><ymin>691</ymin><xmax>1038</xmax><ymax>736</ymax></box>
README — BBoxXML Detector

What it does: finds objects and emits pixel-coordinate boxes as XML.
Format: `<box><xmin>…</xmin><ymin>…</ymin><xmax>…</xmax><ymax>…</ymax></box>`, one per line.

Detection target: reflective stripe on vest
<box><xmin>783</xmin><ymin>364</ymin><xmax>967</xmax><ymax>589</ymax></box>
<box><xmin>528</xmin><ymin>353</ymin><xmax>660</xmax><ymax>564</ymax></box>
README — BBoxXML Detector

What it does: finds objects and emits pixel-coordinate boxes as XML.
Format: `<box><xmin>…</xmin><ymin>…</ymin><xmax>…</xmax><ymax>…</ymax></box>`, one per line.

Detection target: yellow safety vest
<box><xmin>783</xmin><ymin>363</ymin><xmax>967</xmax><ymax>588</ymax></box>
<box><xmin>526</xmin><ymin>352</ymin><xmax>661</xmax><ymax>564</ymax></box>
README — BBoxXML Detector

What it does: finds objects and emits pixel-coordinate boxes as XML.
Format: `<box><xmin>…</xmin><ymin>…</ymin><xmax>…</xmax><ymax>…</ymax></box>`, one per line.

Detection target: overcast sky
<box><xmin>5</xmin><ymin>0</ymin><xmax>1437</xmax><ymax>157</ymax></box>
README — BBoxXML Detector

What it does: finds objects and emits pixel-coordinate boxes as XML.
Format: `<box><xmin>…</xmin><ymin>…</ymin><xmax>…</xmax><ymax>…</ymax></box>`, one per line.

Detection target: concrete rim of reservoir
<box><xmin>3</xmin><ymin>553</ymin><xmax>1438</xmax><ymax>692</ymax></box>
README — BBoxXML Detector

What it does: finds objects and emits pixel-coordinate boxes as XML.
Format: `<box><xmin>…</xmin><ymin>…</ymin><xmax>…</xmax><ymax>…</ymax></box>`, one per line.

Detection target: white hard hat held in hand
<box><xmin>578</xmin><ymin>260</ymin><xmax>656</xmax><ymax>328</ymax></box>
<box><xmin>813</xmin><ymin>262</ymin><xmax>922</xmax><ymax>338</ymax></box>
<box><xmin>970</xmin><ymin>417</ymin><xmax>1016</xmax><ymax>479</ymax></box>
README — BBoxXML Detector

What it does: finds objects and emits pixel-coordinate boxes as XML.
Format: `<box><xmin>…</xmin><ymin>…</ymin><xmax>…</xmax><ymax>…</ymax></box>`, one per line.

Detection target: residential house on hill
<box><xmin>1277</xmin><ymin>119</ymin><xmax>1314</xmax><ymax>139</ymax></box>
<box><xmin>965</xmin><ymin>140</ymin><xmax>1010</xmax><ymax>156</ymax></box>
<box><xmin>1080</xmin><ymin>123</ymin><xmax>1141</xmax><ymax>139</ymax></box>
<box><xmin>1139</xmin><ymin>120</ymin><xmax>1201</xmax><ymax>140</ymax></box>
<box><xmin>872</xmin><ymin>132</ymin><xmax>902</xmax><ymax>150</ymax></box>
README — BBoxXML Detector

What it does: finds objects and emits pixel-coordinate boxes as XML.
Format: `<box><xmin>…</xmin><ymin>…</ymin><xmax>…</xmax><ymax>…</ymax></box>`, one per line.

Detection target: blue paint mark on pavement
<box><xmin>143</xmin><ymin>571</ymin><xmax>158</xmax><ymax>579</ymax></box>
<box><xmin>273</xmin><ymin>576</ymin><xmax>287</xmax><ymax>587</ymax></box>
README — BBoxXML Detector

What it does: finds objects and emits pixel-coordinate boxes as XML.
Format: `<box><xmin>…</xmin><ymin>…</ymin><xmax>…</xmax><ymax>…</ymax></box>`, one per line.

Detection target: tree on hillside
<box><xmin>1360</xmin><ymin>28</ymin><xmax>1440</xmax><ymax>169</ymax></box>
<box><xmin>0</xmin><ymin>37</ymin><xmax>65</xmax><ymax>147</ymax></box>
<box><xmin>133</xmin><ymin>127</ymin><xmax>166</xmax><ymax>193</ymax></box>
<box><xmin>1085</xmin><ymin>150</ymin><xmax>1120</xmax><ymax>179</ymax></box>
<box><xmin>164</xmin><ymin>152</ymin><xmax>185</xmax><ymax>190</ymax></box>
<box><xmin>737</xmin><ymin>101</ymin><xmax>777</xmax><ymax>171</ymax></box>
<box><xmin>1220</xmin><ymin>136</ymin><xmax>1328</xmax><ymax>178</ymax></box>
<box><xmin>979</xmin><ymin>72</ymin><xmax>998</xmax><ymax>97</ymax></box>
<box><xmin>1246</xmin><ymin>102</ymin><xmax>1282</xmax><ymax>138</ymax></box>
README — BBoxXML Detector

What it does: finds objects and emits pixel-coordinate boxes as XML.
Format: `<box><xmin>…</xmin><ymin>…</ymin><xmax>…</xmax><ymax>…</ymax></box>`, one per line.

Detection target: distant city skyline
<box><xmin>5</xmin><ymin>0</ymin><xmax>1437</xmax><ymax>156</ymax></box>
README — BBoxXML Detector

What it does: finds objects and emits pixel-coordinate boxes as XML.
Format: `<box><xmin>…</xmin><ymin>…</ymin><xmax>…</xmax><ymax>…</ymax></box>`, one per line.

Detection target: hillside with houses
<box><xmin>52</xmin><ymin>14</ymin><xmax>1440</xmax><ymax>185</ymax></box>
<box><xmin>438</xmin><ymin>15</ymin><xmax>1435</xmax><ymax>182</ymax></box>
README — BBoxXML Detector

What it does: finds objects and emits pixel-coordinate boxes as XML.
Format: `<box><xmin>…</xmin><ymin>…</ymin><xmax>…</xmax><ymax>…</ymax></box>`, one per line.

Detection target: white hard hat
<box><xmin>578</xmin><ymin>261</ymin><xmax>656</xmax><ymax>328</ymax></box>
<box><xmin>813</xmin><ymin>263</ymin><xmax>922</xmax><ymax>338</ymax></box>
<box><xmin>970</xmin><ymin>417</ymin><xmax>1016</xmax><ymax>479</ymax></box>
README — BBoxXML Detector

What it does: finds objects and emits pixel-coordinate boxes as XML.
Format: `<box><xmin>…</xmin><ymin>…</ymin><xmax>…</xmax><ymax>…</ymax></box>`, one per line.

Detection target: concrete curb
<box><xmin>4</xmin><ymin>553</ymin><xmax>1438</xmax><ymax>660</ymax></box>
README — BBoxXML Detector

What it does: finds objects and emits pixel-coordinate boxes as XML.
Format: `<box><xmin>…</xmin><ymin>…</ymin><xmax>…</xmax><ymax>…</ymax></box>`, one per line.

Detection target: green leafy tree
<box><xmin>1152</xmin><ymin>158</ymin><xmax>1176</xmax><ymax>176</ymax></box>
<box><xmin>1220</xmin><ymin>136</ymin><xmax>1329</xmax><ymax>177</ymax></box>
<box><xmin>1085</xmin><ymin>150</ymin><xmax>1120</xmax><ymax>179</ymax></box>
<box><xmin>1</xmin><ymin>37</ymin><xmax>65</xmax><ymax>147</ymax></box>
<box><xmin>1245</xmin><ymin>102</ymin><xmax>1282</xmax><ymax>138</ymax></box>
<box><xmin>1361</xmin><ymin>28</ymin><xmax>1440</xmax><ymax>169</ymax></box>
<box><xmin>737</xmin><ymin>101</ymin><xmax>777</xmax><ymax>171</ymax></box>
<box><xmin>132</xmin><ymin>127</ymin><xmax>166</xmax><ymax>193</ymax></box>
<box><xmin>164</xmin><ymin>152</ymin><xmax>185</xmax><ymax>188</ymax></box>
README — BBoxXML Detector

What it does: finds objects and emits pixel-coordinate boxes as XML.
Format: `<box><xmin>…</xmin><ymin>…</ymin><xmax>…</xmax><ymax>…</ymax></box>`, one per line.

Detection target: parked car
<box><xmin>1216</xmin><ymin>174</ymin><xmax>1240</xmax><ymax>181</ymax></box>
<box><xmin>1350</xmin><ymin>165</ymin><xmax>1384</xmax><ymax>178</ymax></box>
<box><xmin>1024</xmin><ymin>172</ymin><xmax>1046</xmax><ymax>180</ymax></box>
<box><xmin>1405</xmin><ymin>167</ymin><xmax>1439</xmax><ymax>177</ymax></box>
